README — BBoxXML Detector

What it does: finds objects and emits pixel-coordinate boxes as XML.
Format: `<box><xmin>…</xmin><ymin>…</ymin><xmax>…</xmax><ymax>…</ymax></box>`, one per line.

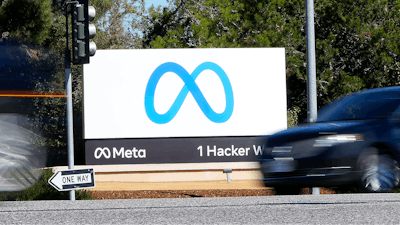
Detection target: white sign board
<box><xmin>83</xmin><ymin>48</ymin><xmax>286</xmax><ymax>139</ymax></box>
<box><xmin>48</xmin><ymin>168</ymin><xmax>95</xmax><ymax>191</ymax></box>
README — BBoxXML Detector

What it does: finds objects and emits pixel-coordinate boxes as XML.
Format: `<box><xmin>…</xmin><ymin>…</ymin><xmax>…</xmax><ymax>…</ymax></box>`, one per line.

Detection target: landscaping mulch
<box><xmin>87</xmin><ymin>188</ymin><xmax>336</xmax><ymax>200</ymax></box>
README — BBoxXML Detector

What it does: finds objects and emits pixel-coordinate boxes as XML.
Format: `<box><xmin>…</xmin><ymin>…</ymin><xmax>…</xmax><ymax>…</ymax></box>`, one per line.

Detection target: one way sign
<box><xmin>48</xmin><ymin>168</ymin><xmax>95</xmax><ymax>191</ymax></box>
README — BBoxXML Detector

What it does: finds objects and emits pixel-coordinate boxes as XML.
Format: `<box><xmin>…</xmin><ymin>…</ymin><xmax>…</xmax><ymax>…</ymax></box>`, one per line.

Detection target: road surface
<box><xmin>0</xmin><ymin>193</ymin><xmax>399</xmax><ymax>224</ymax></box>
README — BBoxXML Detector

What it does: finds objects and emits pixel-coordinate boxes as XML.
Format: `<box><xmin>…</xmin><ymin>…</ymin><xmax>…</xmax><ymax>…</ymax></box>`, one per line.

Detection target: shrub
<box><xmin>0</xmin><ymin>168</ymin><xmax>93</xmax><ymax>201</ymax></box>
<box><xmin>287</xmin><ymin>106</ymin><xmax>301</xmax><ymax>128</ymax></box>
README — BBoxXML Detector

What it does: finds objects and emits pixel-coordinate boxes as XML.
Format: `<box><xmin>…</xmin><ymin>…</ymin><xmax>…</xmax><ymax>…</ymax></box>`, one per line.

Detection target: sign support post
<box><xmin>65</xmin><ymin>1</ymin><xmax>76</xmax><ymax>201</ymax></box>
<box><xmin>306</xmin><ymin>0</ymin><xmax>319</xmax><ymax>195</ymax></box>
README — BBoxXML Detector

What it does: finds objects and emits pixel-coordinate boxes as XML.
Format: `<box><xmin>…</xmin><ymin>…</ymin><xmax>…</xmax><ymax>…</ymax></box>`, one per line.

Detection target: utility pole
<box><xmin>306</xmin><ymin>0</ymin><xmax>319</xmax><ymax>195</ymax></box>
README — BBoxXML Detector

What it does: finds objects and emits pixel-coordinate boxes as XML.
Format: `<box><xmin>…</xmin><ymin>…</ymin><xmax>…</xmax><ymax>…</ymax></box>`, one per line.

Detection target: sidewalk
<box><xmin>91</xmin><ymin>180</ymin><xmax>268</xmax><ymax>191</ymax></box>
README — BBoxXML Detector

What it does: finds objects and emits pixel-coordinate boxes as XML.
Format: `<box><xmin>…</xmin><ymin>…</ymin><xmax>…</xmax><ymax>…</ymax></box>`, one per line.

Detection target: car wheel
<box><xmin>359</xmin><ymin>150</ymin><xmax>400</xmax><ymax>193</ymax></box>
<box><xmin>274</xmin><ymin>186</ymin><xmax>302</xmax><ymax>195</ymax></box>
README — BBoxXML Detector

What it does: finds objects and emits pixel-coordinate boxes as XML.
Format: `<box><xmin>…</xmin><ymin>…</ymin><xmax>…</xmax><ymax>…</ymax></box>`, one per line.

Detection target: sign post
<box><xmin>306</xmin><ymin>0</ymin><xmax>319</xmax><ymax>195</ymax></box>
<box><xmin>64</xmin><ymin>1</ymin><xmax>76</xmax><ymax>201</ymax></box>
<box><xmin>48</xmin><ymin>168</ymin><xmax>95</xmax><ymax>191</ymax></box>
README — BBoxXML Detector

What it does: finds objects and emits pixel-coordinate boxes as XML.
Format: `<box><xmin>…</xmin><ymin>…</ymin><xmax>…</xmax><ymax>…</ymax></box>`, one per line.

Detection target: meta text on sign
<box><xmin>94</xmin><ymin>147</ymin><xmax>147</xmax><ymax>159</ymax></box>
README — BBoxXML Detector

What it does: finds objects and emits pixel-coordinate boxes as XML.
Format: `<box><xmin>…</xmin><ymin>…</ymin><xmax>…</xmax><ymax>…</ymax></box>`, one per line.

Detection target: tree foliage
<box><xmin>95</xmin><ymin>0</ymin><xmax>145</xmax><ymax>49</ymax></box>
<box><xmin>314</xmin><ymin>0</ymin><xmax>400</xmax><ymax>103</ymax></box>
<box><xmin>0</xmin><ymin>0</ymin><xmax>54</xmax><ymax>45</ymax></box>
<box><xmin>143</xmin><ymin>0</ymin><xmax>400</xmax><ymax>121</ymax></box>
<box><xmin>143</xmin><ymin>0</ymin><xmax>308</xmax><ymax>118</ymax></box>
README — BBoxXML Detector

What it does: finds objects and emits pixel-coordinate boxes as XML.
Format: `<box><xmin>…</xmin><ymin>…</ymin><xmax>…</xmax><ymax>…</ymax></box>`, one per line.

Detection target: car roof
<box><xmin>354</xmin><ymin>86</ymin><xmax>400</xmax><ymax>96</ymax></box>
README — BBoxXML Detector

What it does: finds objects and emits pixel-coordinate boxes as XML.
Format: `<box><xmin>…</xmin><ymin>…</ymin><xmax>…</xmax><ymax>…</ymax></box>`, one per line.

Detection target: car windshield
<box><xmin>317</xmin><ymin>92</ymin><xmax>400</xmax><ymax>122</ymax></box>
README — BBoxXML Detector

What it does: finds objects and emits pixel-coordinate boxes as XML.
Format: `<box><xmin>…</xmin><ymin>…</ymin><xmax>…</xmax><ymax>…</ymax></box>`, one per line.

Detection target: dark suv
<box><xmin>259</xmin><ymin>86</ymin><xmax>400</xmax><ymax>194</ymax></box>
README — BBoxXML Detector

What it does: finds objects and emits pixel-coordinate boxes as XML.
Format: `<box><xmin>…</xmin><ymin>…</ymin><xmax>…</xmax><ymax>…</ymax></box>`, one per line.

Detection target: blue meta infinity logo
<box><xmin>144</xmin><ymin>62</ymin><xmax>234</xmax><ymax>124</ymax></box>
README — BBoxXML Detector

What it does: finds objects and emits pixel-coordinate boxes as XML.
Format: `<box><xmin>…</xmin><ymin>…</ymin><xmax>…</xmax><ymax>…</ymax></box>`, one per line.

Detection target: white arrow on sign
<box><xmin>48</xmin><ymin>168</ymin><xmax>95</xmax><ymax>191</ymax></box>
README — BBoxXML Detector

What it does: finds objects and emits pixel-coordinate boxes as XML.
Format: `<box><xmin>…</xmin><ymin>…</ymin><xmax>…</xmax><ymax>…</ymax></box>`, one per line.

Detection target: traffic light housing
<box><xmin>72</xmin><ymin>0</ymin><xmax>96</xmax><ymax>65</ymax></box>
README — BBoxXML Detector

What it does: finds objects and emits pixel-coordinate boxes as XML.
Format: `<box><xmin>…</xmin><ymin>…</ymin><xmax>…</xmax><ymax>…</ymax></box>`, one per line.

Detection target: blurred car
<box><xmin>0</xmin><ymin>114</ymin><xmax>47</xmax><ymax>191</ymax></box>
<box><xmin>259</xmin><ymin>86</ymin><xmax>400</xmax><ymax>194</ymax></box>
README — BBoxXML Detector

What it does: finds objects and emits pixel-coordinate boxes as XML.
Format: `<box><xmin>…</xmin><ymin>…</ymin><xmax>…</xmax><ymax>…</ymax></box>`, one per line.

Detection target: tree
<box><xmin>0</xmin><ymin>0</ymin><xmax>54</xmax><ymax>45</ymax></box>
<box><xmin>143</xmin><ymin>0</ymin><xmax>400</xmax><ymax>123</ymax></box>
<box><xmin>143</xmin><ymin>0</ymin><xmax>308</xmax><ymax>121</ymax></box>
<box><xmin>314</xmin><ymin>0</ymin><xmax>400</xmax><ymax>105</ymax></box>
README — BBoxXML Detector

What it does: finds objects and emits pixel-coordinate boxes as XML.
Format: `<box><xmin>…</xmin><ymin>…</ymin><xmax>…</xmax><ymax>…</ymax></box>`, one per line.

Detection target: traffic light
<box><xmin>72</xmin><ymin>0</ymin><xmax>96</xmax><ymax>65</ymax></box>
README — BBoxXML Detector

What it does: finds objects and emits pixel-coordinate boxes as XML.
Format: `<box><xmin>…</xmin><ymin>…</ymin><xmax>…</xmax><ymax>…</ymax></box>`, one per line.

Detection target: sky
<box><xmin>145</xmin><ymin>0</ymin><xmax>168</xmax><ymax>8</ymax></box>
<box><xmin>119</xmin><ymin>0</ymin><xmax>169</xmax><ymax>35</ymax></box>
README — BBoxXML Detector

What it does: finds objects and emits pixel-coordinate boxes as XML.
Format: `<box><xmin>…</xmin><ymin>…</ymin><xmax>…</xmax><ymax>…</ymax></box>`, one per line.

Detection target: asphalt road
<box><xmin>0</xmin><ymin>193</ymin><xmax>400</xmax><ymax>224</ymax></box>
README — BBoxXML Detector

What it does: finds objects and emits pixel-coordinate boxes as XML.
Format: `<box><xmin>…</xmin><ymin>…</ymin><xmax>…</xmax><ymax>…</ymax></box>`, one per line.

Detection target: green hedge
<box><xmin>0</xmin><ymin>169</ymin><xmax>93</xmax><ymax>201</ymax></box>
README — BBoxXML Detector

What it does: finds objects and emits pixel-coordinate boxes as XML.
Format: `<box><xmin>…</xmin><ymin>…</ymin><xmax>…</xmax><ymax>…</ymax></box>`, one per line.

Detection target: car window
<box><xmin>317</xmin><ymin>92</ymin><xmax>400</xmax><ymax>122</ymax></box>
